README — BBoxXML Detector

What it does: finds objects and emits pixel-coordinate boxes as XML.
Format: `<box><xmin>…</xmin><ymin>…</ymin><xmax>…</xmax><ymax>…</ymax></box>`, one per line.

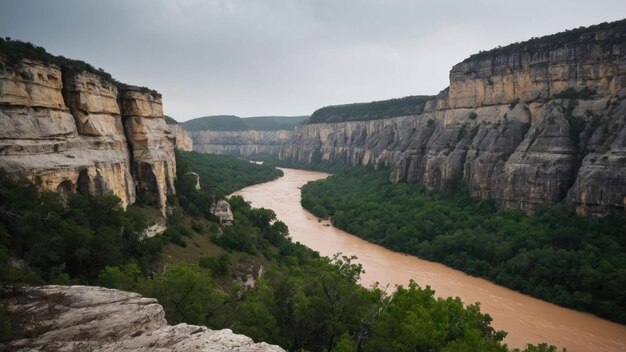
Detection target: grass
<box><xmin>156</xmin><ymin>215</ymin><xmax>270</xmax><ymax>290</ymax></box>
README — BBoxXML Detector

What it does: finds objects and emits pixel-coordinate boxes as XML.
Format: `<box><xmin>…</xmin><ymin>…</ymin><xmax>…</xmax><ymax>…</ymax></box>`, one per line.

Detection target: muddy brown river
<box><xmin>233</xmin><ymin>168</ymin><xmax>626</xmax><ymax>351</ymax></box>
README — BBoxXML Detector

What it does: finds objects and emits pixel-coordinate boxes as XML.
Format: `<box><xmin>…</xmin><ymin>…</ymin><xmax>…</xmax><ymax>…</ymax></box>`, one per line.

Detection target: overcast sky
<box><xmin>0</xmin><ymin>1</ymin><xmax>624</xmax><ymax>120</ymax></box>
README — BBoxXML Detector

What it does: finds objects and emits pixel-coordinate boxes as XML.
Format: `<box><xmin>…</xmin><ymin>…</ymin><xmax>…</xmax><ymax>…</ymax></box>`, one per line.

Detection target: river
<box><xmin>233</xmin><ymin>167</ymin><xmax>626</xmax><ymax>352</ymax></box>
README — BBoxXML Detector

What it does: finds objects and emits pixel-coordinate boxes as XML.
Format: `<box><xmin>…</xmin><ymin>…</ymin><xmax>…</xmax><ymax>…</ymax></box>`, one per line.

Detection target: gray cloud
<box><xmin>1</xmin><ymin>0</ymin><xmax>624</xmax><ymax>120</ymax></box>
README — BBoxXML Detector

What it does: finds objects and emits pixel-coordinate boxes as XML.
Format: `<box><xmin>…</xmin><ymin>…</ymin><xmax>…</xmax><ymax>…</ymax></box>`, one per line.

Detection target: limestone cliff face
<box><xmin>169</xmin><ymin>124</ymin><xmax>193</xmax><ymax>151</ymax></box>
<box><xmin>5</xmin><ymin>285</ymin><xmax>284</xmax><ymax>352</ymax></box>
<box><xmin>190</xmin><ymin>130</ymin><xmax>292</xmax><ymax>157</ymax></box>
<box><xmin>193</xmin><ymin>21</ymin><xmax>626</xmax><ymax>215</ymax></box>
<box><xmin>121</xmin><ymin>87</ymin><xmax>176</xmax><ymax>213</ymax></box>
<box><xmin>448</xmin><ymin>22</ymin><xmax>626</xmax><ymax>109</ymax></box>
<box><xmin>282</xmin><ymin>88</ymin><xmax>625</xmax><ymax>216</ymax></box>
<box><xmin>0</xmin><ymin>56</ymin><xmax>176</xmax><ymax>212</ymax></box>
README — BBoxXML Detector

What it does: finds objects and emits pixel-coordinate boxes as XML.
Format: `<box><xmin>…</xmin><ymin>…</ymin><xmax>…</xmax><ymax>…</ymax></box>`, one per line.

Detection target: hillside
<box><xmin>308</xmin><ymin>95</ymin><xmax>435</xmax><ymax>124</ymax></box>
<box><xmin>1</xmin><ymin>152</ymin><xmax>554</xmax><ymax>352</ymax></box>
<box><xmin>182</xmin><ymin>115</ymin><xmax>308</xmax><ymax>131</ymax></box>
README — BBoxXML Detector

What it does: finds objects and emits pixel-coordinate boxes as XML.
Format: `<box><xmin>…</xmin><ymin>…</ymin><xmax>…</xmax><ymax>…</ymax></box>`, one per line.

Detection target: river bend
<box><xmin>233</xmin><ymin>168</ymin><xmax>626</xmax><ymax>352</ymax></box>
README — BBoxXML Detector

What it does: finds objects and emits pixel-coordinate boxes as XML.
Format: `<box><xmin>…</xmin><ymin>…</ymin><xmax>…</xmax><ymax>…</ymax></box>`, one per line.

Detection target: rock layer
<box><xmin>169</xmin><ymin>124</ymin><xmax>193</xmax><ymax>151</ymax></box>
<box><xmin>448</xmin><ymin>23</ymin><xmax>626</xmax><ymax>109</ymax></box>
<box><xmin>190</xmin><ymin>21</ymin><xmax>626</xmax><ymax>215</ymax></box>
<box><xmin>0</xmin><ymin>56</ymin><xmax>176</xmax><ymax>213</ymax></box>
<box><xmin>4</xmin><ymin>285</ymin><xmax>284</xmax><ymax>352</ymax></box>
<box><xmin>191</xmin><ymin>130</ymin><xmax>292</xmax><ymax>157</ymax></box>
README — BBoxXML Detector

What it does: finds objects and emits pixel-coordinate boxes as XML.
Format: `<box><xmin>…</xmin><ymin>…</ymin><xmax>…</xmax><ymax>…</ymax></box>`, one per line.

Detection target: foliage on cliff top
<box><xmin>182</xmin><ymin>115</ymin><xmax>308</xmax><ymax>132</ymax></box>
<box><xmin>0</xmin><ymin>37</ymin><xmax>159</xmax><ymax>95</ymax></box>
<box><xmin>301</xmin><ymin>167</ymin><xmax>626</xmax><ymax>324</ymax></box>
<box><xmin>462</xmin><ymin>18</ymin><xmax>626</xmax><ymax>63</ymax></box>
<box><xmin>0</xmin><ymin>37</ymin><xmax>119</xmax><ymax>83</ymax></box>
<box><xmin>308</xmin><ymin>95</ymin><xmax>435</xmax><ymax>124</ymax></box>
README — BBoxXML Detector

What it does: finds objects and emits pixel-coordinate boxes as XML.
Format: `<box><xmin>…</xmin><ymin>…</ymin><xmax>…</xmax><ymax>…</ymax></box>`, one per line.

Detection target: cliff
<box><xmin>191</xmin><ymin>20</ymin><xmax>626</xmax><ymax>215</ymax></box>
<box><xmin>4</xmin><ymin>285</ymin><xmax>284</xmax><ymax>352</ymax></box>
<box><xmin>0</xmin><ymin>45</ymin><xmax>176</xmax><ymax>213</ymax></box>
<box><xmin>169</xmin><ymin>124</ymin><xmax>193</xmax><ymax>151</ymax></box>
<box><xmin>191</xmin><ymin>129</ymin><xmax>292</xmax><ymax>157</ymax></box>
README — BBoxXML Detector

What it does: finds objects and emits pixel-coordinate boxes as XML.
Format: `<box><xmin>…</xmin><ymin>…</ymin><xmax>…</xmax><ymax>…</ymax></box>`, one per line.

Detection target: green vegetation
<box><xmin>0</xmin><ymin>169</ymin><xmax>164</xmax><ymax>285</ymax></box>
<box><xmin>464</xmin><ymin>18</ymin><xmax>626</xmax><ymax>62</ymax></box>
<box><xmin>245</xmin><ymin>115</ymin><xmax>309</xmax><ymax>130</ymax></box>
<box><xmin>182</xmin><ymin>115</ymin><xmax>308</xmax><ymax>131</ymax></box>
<box><xmin>553</xmin><ymin>87</ymin><xmax>597</xmax><ymax>100</ymax></box>
<box><xmin>308</xmin><ymin>95</ymin><xmax>435</xmax><ymax>124</ymax></box>
<box><xmin>301</xmin><ymin>167</ymin><xmax>626</xmax><ymax>324</ymax></box>
<box><xmin>98</xmin><ymin>197</ymin><xmax>525</xmax><ymax>352</ymax></box>
<box><xmin>0</xmin><ymin>37</ymin><xmax>119</xmax><ymax>85</ymax></box>
<box><xmin>183</xmin><ymin>115</ymin><xmax>247</xmax><ymax>131</ymax></box>
<box><xmin>0</xmin><ymin>153</ymin><xmax>559</xmax><ymax>351</ymax></box>
<box><xmin>0</xmin><ymin>37</ymin><xmax>158</xmax><ymax>95</ymax></box>
<box><xmin>176</xmin><ymin>150</ymin><xmax>283</xmax><ymax>199</ymax></box>
<box><xmin>164</xmin><ymin>115</ymin><xmax>179</xmax><ymax>124</ymax></box>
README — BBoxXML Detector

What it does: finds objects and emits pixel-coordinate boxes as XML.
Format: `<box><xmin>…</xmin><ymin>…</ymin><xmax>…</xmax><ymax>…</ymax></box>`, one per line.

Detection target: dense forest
<box><xmin>308</xmin><ymin>95</ymin><xmax>435</xmax><ymax>124</ymax></box>
<box><xmin>300</xmin><ymin>167</ymin><xmax>626</xmax><ymax>324</ymax></box>
<box><xmin>0</xmin><ymin>153</ymin><xmax>560</xmax><ymax>351</ymax></box>
<box><xmin>175</xmin><ymin>150</ymin><xmax>283</xmax><ymax>198</ymax></box>
<box><xmin>182</xmin><ymin>115</ymin><xmax>308</xmax><ymax>131</ymax></box>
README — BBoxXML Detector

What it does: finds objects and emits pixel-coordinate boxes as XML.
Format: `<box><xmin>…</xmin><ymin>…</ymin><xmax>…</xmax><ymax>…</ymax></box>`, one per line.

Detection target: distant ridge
<box><xmin>308</xmin><ymin>95</ymin><xmax>435</xmax><ymax>124</ymax></box>
<box><xmin>182</xmin><ymin>115</ymin><xmax>308</xmax><ymax>131</ymax></box>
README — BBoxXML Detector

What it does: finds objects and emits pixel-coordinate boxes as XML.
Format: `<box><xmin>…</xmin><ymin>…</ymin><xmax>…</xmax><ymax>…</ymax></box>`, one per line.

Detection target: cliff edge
<box><xmin>0</xmin><ymin>40</ymin><xmax>177</xmax><ymax>213</ymax></box>
<box><xmin>3</xmin><ymin>285</ymin><xmax>284</xmax><ymax>352</ymax></box>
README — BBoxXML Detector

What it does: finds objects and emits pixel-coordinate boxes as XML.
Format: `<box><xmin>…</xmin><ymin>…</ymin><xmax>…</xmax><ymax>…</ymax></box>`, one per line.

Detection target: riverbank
<box><xmin>234</xmin><ymin>167</ymin><xmax>626</xmax><ymax>352</ymax></box>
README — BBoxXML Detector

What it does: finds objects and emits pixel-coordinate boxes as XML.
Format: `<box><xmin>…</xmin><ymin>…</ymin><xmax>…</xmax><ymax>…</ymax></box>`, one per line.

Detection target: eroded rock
<box><xmin>4</xmin><ymin>285</ymin><xmax>284</xmax><ymax>352</ymax></box>
<box><xmin>0</xmin><ymin>56</ymin><xmax>176</xmax><ymax>214</ymax></box>
<box><xmin>212</xmin><ymin>200</ymin><xmax>234</xmax><ymax>225</ymax></box>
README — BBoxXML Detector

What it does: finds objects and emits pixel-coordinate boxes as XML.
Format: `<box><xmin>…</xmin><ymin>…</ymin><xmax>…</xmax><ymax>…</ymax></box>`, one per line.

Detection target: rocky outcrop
<box><xmin>169</xmin><ymin>124</ymin><xmax>193</xmax><ymax>151</ymax></box>
<box><xmin>4</xmin><ymin>285</ymin><xmax>284</xmax><ymax>352</ymax></box>
<box><xmin>447</xmin><ymin>22</ymin><xmax>626</xmax><ymax>109</ymax></box>
<box><xmin>192</xmin><ymin>20</ymin><xmax>626</xmax><ymax>215</ymax></box>
<box><xmin>212</xmin><ymin>199</ymin><xmax>234</xmax><ymax>225</ymax></box>
<box><xmin>0</xmin><ymin>55</ymin><xmax>176</xmax><ymax>213</ymax></box>
<box><xmin>190</xmin><ymin>130</ymin><xmax>292</xmax><ymax>157</ymax></box>
<box><xmin>121</xmin><ymin>86</ymin><xmax>176</xmax><ymax>213</ymax></box>
<box><xmin>185</xmin><ymin>171</ymin><xmax>201</xmax><ymax>190</ymax></box>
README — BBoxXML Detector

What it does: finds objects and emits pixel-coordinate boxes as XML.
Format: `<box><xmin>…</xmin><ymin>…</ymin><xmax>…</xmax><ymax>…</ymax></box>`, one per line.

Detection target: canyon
<box><xmin>0</xmin><ymin>55</ymin><xmax>177</xmax><ymax>214</ymax></box>
<box><xmin>190</xmin><ymin>20</ymin><xmax>626</xmax><ymax>216</ymax></box>
<box><xmin>234</xmin><ymin>168</ymin><xmax>626</xmax><ymax>352</ymax></box>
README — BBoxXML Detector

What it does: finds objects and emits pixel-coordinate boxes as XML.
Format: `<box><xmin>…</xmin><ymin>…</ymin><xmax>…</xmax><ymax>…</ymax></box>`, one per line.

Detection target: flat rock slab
<box><xmin>3</xmin><ymin>285</ymin><xmax>284</xmax><ymax>352</ymax></box>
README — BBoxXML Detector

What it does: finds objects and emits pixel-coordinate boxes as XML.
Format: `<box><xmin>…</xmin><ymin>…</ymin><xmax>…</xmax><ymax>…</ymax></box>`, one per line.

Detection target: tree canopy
<box><xmin>182</xmin><ymin>115</ymin><xmax>308</xmax><ymax>131</ymax></box>
<box><xmin>301</xmin><ymin>166</ymin><xmax>626</xmax><ymax>324</ymax></box>
<box><xmin>308</xmin><ymin>95</ymin><xmax>435</xmax><ymax>124</ymax></box>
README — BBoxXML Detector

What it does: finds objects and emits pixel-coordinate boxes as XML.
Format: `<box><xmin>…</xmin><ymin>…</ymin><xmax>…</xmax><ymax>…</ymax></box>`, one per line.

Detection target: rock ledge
<box><xmin>4</xmin><ymin>285</ymin><xmax>284</xmax><ymax>352</ymax></box>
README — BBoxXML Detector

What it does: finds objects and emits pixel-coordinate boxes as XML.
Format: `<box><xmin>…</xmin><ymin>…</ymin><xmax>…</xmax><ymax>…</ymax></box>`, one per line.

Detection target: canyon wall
<box><xmin>0</xmin><ymin>57</ymin><xmax>176</xmax><ymax>213</ymax></box>
<box><xmin>190</xmin><ymin>129</ymin><xmax>292</xmax><ymax>157</ymax></box>
<box><xmin>169</xmin><ymin>123</ymin><xmax>193</xmax><ymax>151</ymax></box>
<box><xmin>191</xmin><ymin>21</ymin><xmax>626</xmax><ymax>215</ymax></box>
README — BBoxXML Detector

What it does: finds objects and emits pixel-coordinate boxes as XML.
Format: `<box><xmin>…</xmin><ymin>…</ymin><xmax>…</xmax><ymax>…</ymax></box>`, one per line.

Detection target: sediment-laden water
<box><xmin>233</xmin><ymin>168</ymin><xmax>626</xmax><ymax>352</ymax></box>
